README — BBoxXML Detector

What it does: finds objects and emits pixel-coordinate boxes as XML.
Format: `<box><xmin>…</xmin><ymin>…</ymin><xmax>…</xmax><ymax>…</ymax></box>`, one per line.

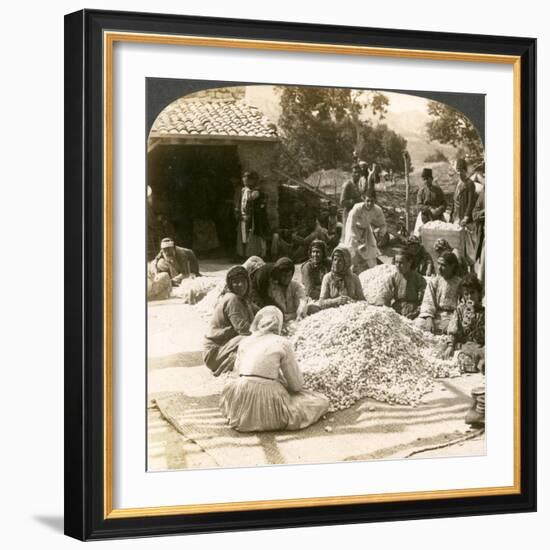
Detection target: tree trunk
<box><xmin>403</xmin><ymin>152</ymin><xmax>411</xmax><ymax>233</ymax></box>
<box><xmin>351</xmin><ymin>110</ymin><xmax>364</xmax><ymax>159</ymax></box>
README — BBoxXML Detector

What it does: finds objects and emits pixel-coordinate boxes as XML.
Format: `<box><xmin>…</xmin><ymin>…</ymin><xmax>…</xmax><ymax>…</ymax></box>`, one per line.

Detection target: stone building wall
<box><xmin>237</xmin><ymin>142</ymin><xmax>280</xmax><ymax>232</ymax></box>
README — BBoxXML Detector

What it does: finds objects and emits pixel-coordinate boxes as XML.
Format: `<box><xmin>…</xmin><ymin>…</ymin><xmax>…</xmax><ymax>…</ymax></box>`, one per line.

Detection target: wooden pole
<box><xmin>403</xmin><ymin>151</ymin><xmax>411</xmax><ymax>233</ymax></box>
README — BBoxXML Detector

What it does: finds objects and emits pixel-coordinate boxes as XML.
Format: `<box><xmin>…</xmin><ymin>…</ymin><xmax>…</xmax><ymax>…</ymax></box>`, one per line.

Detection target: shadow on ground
<box><xmin>33</xmin><ymin>516</ymin><xmax>64</xmax><ymax>533</ymax></box>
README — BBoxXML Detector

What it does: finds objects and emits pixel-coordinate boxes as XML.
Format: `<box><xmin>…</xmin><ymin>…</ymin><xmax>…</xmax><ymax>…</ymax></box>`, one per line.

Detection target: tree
<box><xmin>360</xmin><ymin>124</ymin><xmax>409</xmax><ymax>174</ymax></box>
<box><xmin>276</xmin><ymin>87</ymin><xmax>390</xmax><ymax>176</ymax></box>
<box><xmin>425</xmin><ymin>101</ymin><xmax>484</xmax><ymax>164</ymax></box>
<box><xmin>349</xmin><ymin>90</ymin><xmax>389</xmax><ymax>158</ymax></box>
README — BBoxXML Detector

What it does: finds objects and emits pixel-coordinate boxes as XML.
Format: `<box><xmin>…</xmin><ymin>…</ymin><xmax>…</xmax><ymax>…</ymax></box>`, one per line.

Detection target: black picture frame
<box><xmin>64</xmin><ymin>9</ymin><xmax>536</xmax><ymax>541</ymax></box>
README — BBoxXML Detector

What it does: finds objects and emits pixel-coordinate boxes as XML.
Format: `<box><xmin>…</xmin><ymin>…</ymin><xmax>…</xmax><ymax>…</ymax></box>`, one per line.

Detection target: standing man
<box><xmin>362</xmin><ymin>192</ymin><xmax>388</xmax><ymax>248</ymax></box>
<box><xmin>236</xmin><ymin>171</ymin><xmax>269</xmax><ymax>259</ymax></box>
<box><xmin>472</xmin><ymin>187</ymin><xmax>485</xmax><ymax>289</ymax></box>
<box><xmin>416</xmin><ymin>167</ymin><xmax>447</xmax><ymax>224</ymax></box>
<box><xmin>343</xmin><ymin>193</ymin><xmax>381</xmax><ymax>274</ymax></box>
<box><xmin>367</xmin><ymin>162</ymin><xmax>381</xmax><ymax>198</ymax></box>
<box><xmin>147</xmin><ymin>186</ymin><xmax>161</xmax><ymax>261</ymax></box>
<box><xmin>452</xmin><ymin>158</ymin><xmax>478</xmax><ymax>267</ymax></box>
<box><xmin>325</xmin><ymin>203</ymin><xmax>342</xmax><ymax>252</ymax></box>
<box><xmin>340</xmin><ymin>164</ymin><xmax>363</xmax><ymax>241</ymax></box>
<box><xmin>357</xmin><ymin>160</ymin><xmax>375</xmax><ymax>199</ymax></box>
<box><xmin>452</xmin><ymin>158</ymin><xmax>477</xmax><ymax>226</ymax></box>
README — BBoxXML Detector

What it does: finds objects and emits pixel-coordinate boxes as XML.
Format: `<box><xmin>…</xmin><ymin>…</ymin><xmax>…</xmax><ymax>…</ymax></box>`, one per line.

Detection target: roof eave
<box><xmin>149</xmin><ymin>133</ymin><xmax>279</xmax><ymax>143</ymax></box>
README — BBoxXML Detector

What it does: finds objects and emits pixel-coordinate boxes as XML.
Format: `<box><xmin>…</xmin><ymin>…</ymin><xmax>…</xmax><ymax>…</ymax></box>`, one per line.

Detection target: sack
<box><xmin>419</xmin><ymin>222</ymin><xmax>465</xmax><ymax>266</ymax></box>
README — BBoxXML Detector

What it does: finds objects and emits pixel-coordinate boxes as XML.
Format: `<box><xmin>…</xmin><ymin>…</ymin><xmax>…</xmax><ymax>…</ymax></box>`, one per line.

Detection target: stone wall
<box><xmin>237</xmin><ymin>142</ymin><xmax>280</xmax><ymax>232</ymax></box>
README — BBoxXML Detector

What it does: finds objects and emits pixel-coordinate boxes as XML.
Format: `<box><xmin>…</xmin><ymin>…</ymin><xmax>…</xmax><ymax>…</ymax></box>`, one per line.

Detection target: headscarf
<box><xmin>324</xmin><ymin>245</ymin><xmax>354</xmax><ymax>298</ymax></box>
<box><xmin>434</xmin><ymin>238</ymin><xmax>452</xmax><ymax>253</ymax></box>
<box><xmin>458</xmin><ymin>274</ymin><xmax>484</xmax><ymax>334</ymax></box>
<box><xmin>160</xmin><ymin>237</ymin><xmax>175</xmax><ymax>249</ymax></box>
<box><xmin>405</xmin><ymin>235</ymin><xmax>420</xmax><ymax>254</ymax></box>
<box><xmin>394</xmin><ymin>247</ymin><xmax>414</xmax><ymax>267</ymax></box>
<box><xmin>242</xmin><ymin>255</ymin><xmax>265</xmax><ymax>277</ymax></box>
<box><xmin>459</xmin><ymin>272</ymin><xmax>482</xmax><ymax>297</ymax></box>
<box><xmin>309</xmin><ymin>239</ymin><xmax>327</xmax><ymax>262</ymax></box>
<box><xmin>223</xmin><ymin>265</ymin><xmax>250</xmax><ymax>296</ymax></box>
<box><xmin>250</xmin><ymin>306</ymin><xmax>284</xmax><ymax>336</ymax></box>
<box><xmin>330</xmin><ymin>245</ymin><xmax>352</xmax><ymax>277</ymax></box>
<box><xmin>439</xmin><ymin>251</ymin><xmax>459</xmax><ymax>277</ymax></box>
<box><xmin>271</xmin><ymin>257</ymin><xmax>295</xmax><ymax>285</ymax></box>
<box><xmin>250</xmin><ymin>258</ymin><xmax>294</xmax><ymax>308</ymax></box>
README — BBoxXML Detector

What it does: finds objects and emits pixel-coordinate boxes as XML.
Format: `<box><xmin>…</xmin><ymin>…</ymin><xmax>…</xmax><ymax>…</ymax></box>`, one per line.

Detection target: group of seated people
<box><xmin>204</xmin><ymin>241</ymin><xmax>369</xmax><ymax>383</ymax></box>
<box><xmin>203</xmin><ymin>236</ymin><xmax>485</xmax><ymax>433</ymax></box>
<box><xmin>203</xmin><ymin>264</ymin><xmax>330</xmax><ymax>432</ymax></box>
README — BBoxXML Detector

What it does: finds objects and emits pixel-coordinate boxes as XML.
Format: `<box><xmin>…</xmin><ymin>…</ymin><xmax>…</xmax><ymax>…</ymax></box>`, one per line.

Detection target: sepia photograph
<box><xmin>146</xmin><ymin>81</ymin><xmax>487</xmax><ymax>471</ymax></box>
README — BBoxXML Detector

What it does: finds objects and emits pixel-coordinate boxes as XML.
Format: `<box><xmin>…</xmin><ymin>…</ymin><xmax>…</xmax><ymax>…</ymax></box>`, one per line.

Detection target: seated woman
<box><xmin>434</xmin><ymin>238</ymin><xmax>469</xmax><ymax>277</ymax></box>
<box><xmin>250</xmin><ymin>258</ymin><xmax>308</xmax><ymax>322</ymax></box>
<box><xmin>220</xmin><ymin>306</ymin><xmax>329</xmax><ymax>432</ymax></box>
<box><xmin>300</xmin><ymin>239</ymin><xmax>331</xmax><ymax>301</ymax></box>
<box><xmin>406</xmin><ymin>235</ymin><xmax>433</xmax><ymax>276</ymax></box>
<box><xmin>203</xmin><ymin>266</ymin><xmax>259</xmax><ymax>377</ymax></box>
<box><xmin>378</xmin><ymin>249</ymin><xmax>427</xmax><ymax>319</ymax></box>
<box><xmin>415</xmin><ymin>252</ymin><xmax>461</xmax><ymax>334</ymax></box>
<box><xmin>242</xmin><ymin>255</ymin><xmax>265</xmax><ymax>306</ymax></box>
<box><xmin>440</xmin><ymin>273</ymin><xmax>485</xmax><ymax>372</ymax></box>
<box><xmin>242</xmin><ymin>255</ymin><xmax>265</xmax><ymax>277</ymax></box>
<box><xmin>318</xmin><ymin>245</ymin><xmax>365</xmax><ymax>309</ymax></box>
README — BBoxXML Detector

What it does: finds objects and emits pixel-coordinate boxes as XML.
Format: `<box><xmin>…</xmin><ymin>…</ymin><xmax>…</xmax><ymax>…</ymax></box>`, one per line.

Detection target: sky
<box><xmin>383</xmin><ymin>91</ymin><xmax>429</xmax><ymax>114</ymax></box>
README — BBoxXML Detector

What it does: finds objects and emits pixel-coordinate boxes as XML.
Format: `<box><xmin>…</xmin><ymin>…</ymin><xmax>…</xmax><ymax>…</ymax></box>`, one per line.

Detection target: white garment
<box><xmin>343</xmin><ymin>203</ymin><xmax>380</xmax><ymax>265</ymax></box>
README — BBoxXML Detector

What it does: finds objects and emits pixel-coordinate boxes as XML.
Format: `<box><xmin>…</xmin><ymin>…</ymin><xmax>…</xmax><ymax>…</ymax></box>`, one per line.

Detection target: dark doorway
<box><xmin>148</xmin><ymin>145</ymin><xmax>242</xmax><ymax>258</ymax></box>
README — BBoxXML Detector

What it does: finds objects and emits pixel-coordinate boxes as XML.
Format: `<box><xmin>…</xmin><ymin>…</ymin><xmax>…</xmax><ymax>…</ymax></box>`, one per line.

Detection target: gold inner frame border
<box><xmin>103</xmin><ymin>30</ymin><xmax>522</xmax><ymax>520</ymax></box>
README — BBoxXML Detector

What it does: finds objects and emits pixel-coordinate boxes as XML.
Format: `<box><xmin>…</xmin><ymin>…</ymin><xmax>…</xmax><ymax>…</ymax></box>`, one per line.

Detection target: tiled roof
<box><xmin>150</xmin><ymin>99</ymin><xmax>278</xmax><ymax>140</ymax></box>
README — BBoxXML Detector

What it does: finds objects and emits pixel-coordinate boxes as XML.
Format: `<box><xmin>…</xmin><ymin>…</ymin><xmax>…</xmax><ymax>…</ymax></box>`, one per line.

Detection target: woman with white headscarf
<box><xmin>318</xmin><ymin>245</ymin><xmax>365</xmax><ymax>309</ymax></box>
<box><xmin>220</xmin><ymin>306</ymin><xmax>329</xmax><ymax>432</ymax></box>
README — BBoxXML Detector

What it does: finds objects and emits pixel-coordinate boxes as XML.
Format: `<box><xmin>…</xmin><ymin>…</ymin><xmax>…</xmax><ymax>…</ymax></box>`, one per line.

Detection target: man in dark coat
<box><xmin>416</xmin><ymin>167</ymin><xmax>446</xmax><ymax>223</ymax></box>
<box><xmin>472</xmin><ymin>188</ymin><xmax>485</xmax><ymax>288</ymax></box>
<box><xmin>236</xmin><ymin>171</ymin><xmax>270</xmax><ymax>259</ymax></box>
<box><xmin>452</xmin><ymin>158</ymin><xmax>477</xmax><ymax>226</ymax></box>
<box><xmin>340</xmin><ymin>164</ymin><xmax>363</xmax><ymax>241</ymax></box>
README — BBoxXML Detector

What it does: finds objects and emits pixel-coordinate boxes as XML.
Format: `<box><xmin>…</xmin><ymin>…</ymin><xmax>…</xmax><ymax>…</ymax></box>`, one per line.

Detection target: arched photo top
<box><xmin>147</xmin><ymin>82</ymin><xmax>484</xmax><ymax>173</ymax></box>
